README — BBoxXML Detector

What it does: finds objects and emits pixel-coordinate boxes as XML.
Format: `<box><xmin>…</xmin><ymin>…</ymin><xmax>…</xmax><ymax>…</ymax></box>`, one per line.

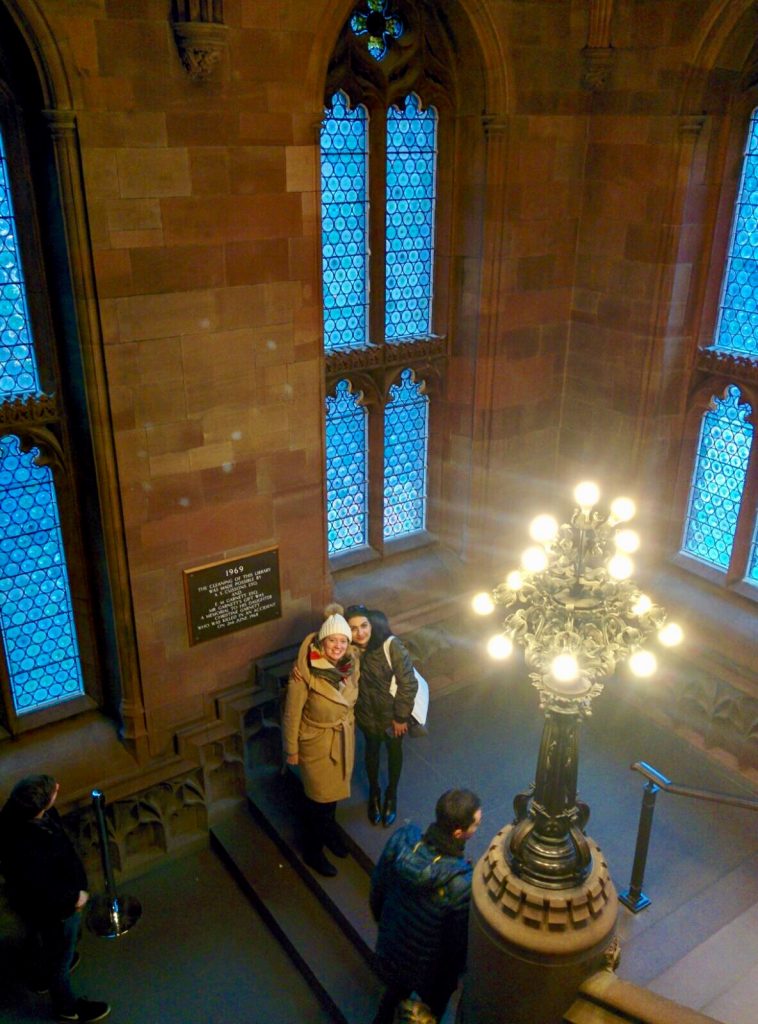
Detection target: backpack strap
<box><xmin>383</xmin><ymin>636</ymin><xmax>398</xmax><ymax>697</ymax></box>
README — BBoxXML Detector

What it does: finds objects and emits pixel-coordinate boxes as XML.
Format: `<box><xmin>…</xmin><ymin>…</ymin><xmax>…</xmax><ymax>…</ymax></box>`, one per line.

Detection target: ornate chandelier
<box><xmin>473</xmin><ymin>480</ymin><xmax>683</xmax><ymax>715</ymax></box>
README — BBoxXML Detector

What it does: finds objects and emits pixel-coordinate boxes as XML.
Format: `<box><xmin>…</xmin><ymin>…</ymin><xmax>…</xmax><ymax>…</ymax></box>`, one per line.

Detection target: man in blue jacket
<box><xmin>370</xmin><ymin>788</ymin><xmax>482</xmax><ymax>1024</ymax></box>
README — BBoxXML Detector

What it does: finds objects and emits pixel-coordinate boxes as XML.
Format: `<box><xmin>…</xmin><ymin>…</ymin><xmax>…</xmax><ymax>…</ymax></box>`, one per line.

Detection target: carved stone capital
<box><xmin>172</xmin><ymin>20</ymin><xmax>228</xmax><ymax>81</ymax></box>
<box><xmin>581</xmin><ymin>46</ymin><xmax>615</xmax><ymax>92</ymax></box>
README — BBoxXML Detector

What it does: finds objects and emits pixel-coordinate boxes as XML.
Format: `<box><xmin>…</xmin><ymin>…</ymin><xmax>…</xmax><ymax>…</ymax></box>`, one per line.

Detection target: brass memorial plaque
<box><xmin>183</xmin><ymin>548</ymin><xmax>281</xmax><ymax>645</ymax></box>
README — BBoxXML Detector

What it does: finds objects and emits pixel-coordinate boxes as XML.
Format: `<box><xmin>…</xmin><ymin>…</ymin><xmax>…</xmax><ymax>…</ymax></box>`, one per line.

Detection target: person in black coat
<box><xmin>0</xmin><ymin>774</ymin><xmax>110</xmax><ymax>1023</ymax></box>
<box><xmin>370</xmin><ymin>788</ymin><xmax>482</xmax><ymax>1024</ymax></box>
<box><xmin>345</xmin><ymin>605</ymin><xmax>418</xmax><ymax>827</ymax></box>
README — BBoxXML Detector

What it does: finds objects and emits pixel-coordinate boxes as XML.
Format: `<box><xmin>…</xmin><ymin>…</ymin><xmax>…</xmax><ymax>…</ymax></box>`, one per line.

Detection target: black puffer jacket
<box><xmin>370</xmin><ymin>821</ymin><xmax>473</xmax><ymax>994</ymax></box>
<box><xmin>355</xmin><ymin>636</ymin><xmax>417</xmax><ymax>734</ymax></box>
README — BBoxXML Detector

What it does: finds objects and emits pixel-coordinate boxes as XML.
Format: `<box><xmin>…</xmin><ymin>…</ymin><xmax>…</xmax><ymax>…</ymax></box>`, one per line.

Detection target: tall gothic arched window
<box><xmin>712</xmin><ymin>108</ymin><xmax>758</xmax><ymax>357</ymax></box>
<box><xmin>321</xmin><ymin>2</ymin><xmax>451</xmax><ymax>562</ymax></box>
<box><xmin>676</xmin><ymin>102</ymin><xmax>758</xmax><ymax>599</ymax></box>
<box><xmin>0</xmin><ymin>65</ymin><xmax>109</xmax><ymax>734</ymax></box>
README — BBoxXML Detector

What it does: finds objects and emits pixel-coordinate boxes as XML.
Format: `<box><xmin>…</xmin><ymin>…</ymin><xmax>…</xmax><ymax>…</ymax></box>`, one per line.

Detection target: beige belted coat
<box><xmin>282</xmin><ymin>632</ymin><xmax>360</xmax><ymax>803</ymax></box>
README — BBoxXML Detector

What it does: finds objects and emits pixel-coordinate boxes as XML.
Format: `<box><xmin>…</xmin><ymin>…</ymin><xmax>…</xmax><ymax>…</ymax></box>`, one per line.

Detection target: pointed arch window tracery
<box><xmin>321</xmin><ymin>1</ymin><xmax>451</xmax><ymax>561</ymax></box>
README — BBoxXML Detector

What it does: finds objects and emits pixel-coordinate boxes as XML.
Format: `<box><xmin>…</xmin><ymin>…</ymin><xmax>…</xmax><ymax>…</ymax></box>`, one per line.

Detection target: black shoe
<box><xmin>368</xmin><ymin>792</ymin><xmax>382</xmax><ymax>825</ymax></box>
<box><xmin>31</xmin><ymin>951</ymin><xmax>81</xmax><ymax>993</ymax></box>
<box><xmin>324</xmin><ymin>831</ymin><xmax>350</xmax><ymax>858</ymax></box>
<box><xmin>382</xmin><ymin>793</ymin><xmax>397</xmax><ymax>828</ymax></box>
<box><xmin>303</xmin><ymin>849</ymin><xmax>338</xmax><ymax>877</ymax></box>
<box><xmin>56</xmin><ymin>998</ymin><xmax>111</xmax><ymax>1022</ymax></box>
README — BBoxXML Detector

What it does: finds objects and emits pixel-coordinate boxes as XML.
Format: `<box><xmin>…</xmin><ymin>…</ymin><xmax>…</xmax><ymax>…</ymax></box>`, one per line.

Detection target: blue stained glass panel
<box><xmin>325</xmin><ymin>380</ymin><xmax>368</xmax><ymax>555</ymax></box>
<box><xmin>681</xmin><ymin>385</ymin><xmax>753</xmax><ymax>570</ymax></box>
<box><xmin>714</xmin><ymin>109</ymin><xmax>758</xmax><ymax>356</ymax></box>
<box><xmin>0</xmin><ymin>435</ymin><xmax>85</xmax><ymax>714</ymax></box>
<box><xmin>0</xmin><ymin>128</ymin><xmax>41</xmax><ymax>399</ymax></box>
<box><xmin>320</xmin><ymin>92</ymin><xmax>369</xmax><ymax>352</ymax></box>
<box><xmin>384</xmin><ymin>368</ymin><xmax>428</xmax><ymax>539</ymax></box>
<box><xmin>385</xmin><ymin>94</ymin><xmax>437</xmax><ymax>340</ymax></box>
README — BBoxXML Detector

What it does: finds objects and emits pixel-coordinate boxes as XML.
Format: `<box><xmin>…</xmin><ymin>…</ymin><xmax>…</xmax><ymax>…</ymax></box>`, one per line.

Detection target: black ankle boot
<box><xmin>368</xmin><ymin>791</ymin><xmax>382</xmax><ymax>825</ymax></box>
<box><xmin>303</xmin><ymin>848</ymin><xmax>337</xmax><ymax>877</ymax></box>
<box><xmin>382</xmin><ymin>793</ymin><xmax>397</xmax><ymax>828</ymax></box>
<box><xmin>324</xmin><ymin>828</ymin><xmax>349</xmax><ymax>858</ymax></box>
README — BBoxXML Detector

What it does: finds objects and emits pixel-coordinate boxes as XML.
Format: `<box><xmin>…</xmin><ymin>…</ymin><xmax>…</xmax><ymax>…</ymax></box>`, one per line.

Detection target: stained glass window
<box><xmin>350</xmin><ymin>0</ymin><xmax>404</xmax><ymax>61</ymax></box>
<box><xmin>0</xmin><ymin>129</ymin><xmax>40</xmax><ymax>399</ymax></box>
<box><xmin>386</xmin><ymin>94</ymin><xmax>437</xmax><ymax>340</ymax></box>
<box><xmin>325</xmin><ymin>380</ymin><xmax>368</xmax><ymax>555</ymax></box>
<box><xmin>384</xmin><ymin>368</ymin><xmax>428</xmax><ymax>538</ymax></box>
<box><xmin>0</xmin><ymin>123</ymin><xmax>85</xmax><ymax>718</ymax></box>
<box><xmin>0</xmin><ymin>435</ymin><xmax>85</xmax><ymax>714</ymax></box>
<box><xmin>681</xmin><ymin>385</ymin><xmax>753</xmax><ymax>570</ymax></box>
<box><xmin>320</xmin><ymin>92</ymin><xmax>369</xmax><ymax>352</ymax></box>
<box><xmin>713</xmin><ymin>108</ymin><xmax>758</xmax><ymax>356</ymax></box>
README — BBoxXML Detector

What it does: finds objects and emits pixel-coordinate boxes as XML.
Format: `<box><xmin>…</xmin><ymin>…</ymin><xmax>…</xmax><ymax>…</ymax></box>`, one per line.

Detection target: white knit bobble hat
<box><xmin>318</xmin><ymin>603</ymin><xmax>352</xmax><ymax>641</ymax></box>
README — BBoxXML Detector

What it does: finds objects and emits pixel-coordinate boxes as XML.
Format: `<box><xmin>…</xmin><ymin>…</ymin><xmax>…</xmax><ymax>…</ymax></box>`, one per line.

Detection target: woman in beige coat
<box><xmin>282</xmin><ymin>605</ymin><xmax>360</xmax><ymax>877</ymax></box>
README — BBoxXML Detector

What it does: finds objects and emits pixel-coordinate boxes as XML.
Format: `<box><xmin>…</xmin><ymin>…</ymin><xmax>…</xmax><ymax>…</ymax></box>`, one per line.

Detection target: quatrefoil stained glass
<box><xmin>681</xmin><ymin>385</ymin><xmax>753</xmax><ymax>571</ymax></box>
<box><xmin>384</xmin><ymin>368</ymin><xmax>428</xmax><ymax>539</ymax></box>
<box><xmin>350</xmin><ymin>0</ymin><xmax>404</xmax><ymax>62</ymax></box>
<box><xmin>325</xmin><ymin>380</ymin><xmax>368</xmax><ymax>555</ymax></box>
<box><xmin>0</xmin><ymin>129</ymin><xmax>40</xmax><ymax>399</ymax></box>
<box><xmin>321</xmin><ymin>92</ymin><xmax>369</xmax><ymax>353</ymax></box>
<box><xmin>386</xmin><ymin>95</ymin><xmax>437</xmax><ymax>340</ymax></box>
<box><xmin>714</xmin><ymin>109</ymin><xmax>758</xmax><ymax>356</ymax></box>
<box><xmin>0</xmin><ymin>435</ymin><xmax>85</xmax><ymax>714</ymax></box>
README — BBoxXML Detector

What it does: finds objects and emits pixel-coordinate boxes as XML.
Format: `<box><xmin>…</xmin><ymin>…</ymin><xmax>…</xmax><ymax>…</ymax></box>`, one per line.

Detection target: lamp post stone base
<box><xmin>458</xmin><ymin>824</ymin><xmax>618</xmax><ymax>1024</ymax></box>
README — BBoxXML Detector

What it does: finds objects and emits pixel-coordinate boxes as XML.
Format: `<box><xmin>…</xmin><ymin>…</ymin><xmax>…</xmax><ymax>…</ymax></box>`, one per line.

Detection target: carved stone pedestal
<box><xmin>459</xmin><ymin>824</ymin><xmax>618</xmax><ymax>1024</ymax></box>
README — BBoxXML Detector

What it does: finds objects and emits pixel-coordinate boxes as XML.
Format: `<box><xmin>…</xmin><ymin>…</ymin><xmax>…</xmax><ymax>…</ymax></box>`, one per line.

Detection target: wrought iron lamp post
<box><xmin>461</xmin><ymin>481</ymin><xmax>682</xmax><ymax>1024</ymax></box>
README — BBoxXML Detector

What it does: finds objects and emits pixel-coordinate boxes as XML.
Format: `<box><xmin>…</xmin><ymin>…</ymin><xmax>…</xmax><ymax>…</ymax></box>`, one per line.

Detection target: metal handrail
<box><xmin>618</xmin><ymin>760</ymin><xmax>758</xmax><ymax>913</ymax></box>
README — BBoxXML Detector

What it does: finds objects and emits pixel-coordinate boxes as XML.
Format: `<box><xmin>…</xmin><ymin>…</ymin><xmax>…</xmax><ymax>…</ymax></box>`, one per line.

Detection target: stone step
<box><xmin>211</xmin><ymin>787</ymin><xmax>382</xmax><ymax>1024</ymax></box>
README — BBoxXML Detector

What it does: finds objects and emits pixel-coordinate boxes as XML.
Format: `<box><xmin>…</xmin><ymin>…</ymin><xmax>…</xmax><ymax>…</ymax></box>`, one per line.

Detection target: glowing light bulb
<box><xmin>574</xmin><ymin>480</ymin><xmax>600</xmax><ymax>510</ymax></box>
<box><xmin>608</xmin><ymin>553</ymin><xmax>633</xmax><ymax>580</ymax></box>
<box><xmin>529</xmin><ymin>514</ymin><xmax>559</xmax><ymax>544</ymax></box>
<box><xmin>521</xmin><ymin>546</ymin><xmax>548</xmax><ymax>573</ymax></box>
<box><xmin>631</xmin><ymin>593</ymin><xmax>652</xmax><ymax>616</ymax></box>
<box><xmin>551</xmin><ymin>653</ymin><xmax>579</xmax><ymax>683</ymax></box>
<box><xmin>658</xmin><ymin>622</ymin><xmax>684</xmax><ymax>647</ymax></box>
<box><xmin>471</xmin><ymin>592</ymin><xmax>495</xmax><ymax>616</ymax></box>
<box><xmin>614</xmin><ymin>528</ymin><xmax>640</xmax><ymax>554</ymax></box>
<box><xmin>610</xmin><ymin>496</ymin><xmax>636</xmax><ymax>523</ymax></box>
<box><xmin>629</xmin><ymin>649</ymin><xmax>657</xmax><ymax>677</ymax></box>
<box><xmin>505</xmin><ymin>570</ymin><xmax>524</xmax><ymax>591</ymax></box>
<box><xmin>487</xmin><ymin>634</ymin><xmax>513</xmax><ymax>660</ymax></box>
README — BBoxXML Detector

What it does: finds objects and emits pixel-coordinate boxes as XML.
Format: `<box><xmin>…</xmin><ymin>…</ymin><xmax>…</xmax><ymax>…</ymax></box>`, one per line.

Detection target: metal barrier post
<box><xmin>619</xmin><ymin>779</ymin><xmax>659</xmax><ymax>912</ymax></box>
<box><xmin>86</xmin><ymin>789</ymin><xmax>142</xmax><ymax>938</ymax></box>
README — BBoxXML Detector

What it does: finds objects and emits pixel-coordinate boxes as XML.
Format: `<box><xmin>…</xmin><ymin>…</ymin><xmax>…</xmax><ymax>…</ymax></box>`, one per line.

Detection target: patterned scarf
<box><xmin>308</xmin><ymin>640</ymin><xmax>353</xmax><ymax>690</ymax></box>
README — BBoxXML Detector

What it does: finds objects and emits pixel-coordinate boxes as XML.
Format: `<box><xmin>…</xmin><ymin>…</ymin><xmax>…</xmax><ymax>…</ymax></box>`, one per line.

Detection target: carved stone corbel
<box><xmin>171</xmin><ymin>2</ymin><xmax>228</xmax><ymax>82</ymax></box>
<box><xmin>581</xmin><ymin>0</ymin><xmax>615</xmax><ymax>92</ymax></box>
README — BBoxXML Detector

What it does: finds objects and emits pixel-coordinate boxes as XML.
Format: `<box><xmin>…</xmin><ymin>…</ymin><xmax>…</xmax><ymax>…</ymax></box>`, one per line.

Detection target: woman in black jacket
<box><xmin>345</xmin><ymin>605</ymin><xmax>417</xmax><ymax>827</ymax></box>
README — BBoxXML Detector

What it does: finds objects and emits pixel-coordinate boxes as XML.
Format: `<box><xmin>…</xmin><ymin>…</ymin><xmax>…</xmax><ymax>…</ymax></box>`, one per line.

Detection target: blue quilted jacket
<box><xmin>370</xmin><ymin>822</ymin><xmax>473</xmax><ymax>992</ymax></box>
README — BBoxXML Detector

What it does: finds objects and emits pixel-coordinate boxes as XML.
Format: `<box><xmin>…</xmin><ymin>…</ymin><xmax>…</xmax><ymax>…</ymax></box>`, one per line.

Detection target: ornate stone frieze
<box><xmin>0</xmin><ymin>392</ymin><xmax>60</xmax><ymax>426</ymax></box>
<box><xmin>325</xmin><ymin>336</ymin><xmax>446</xmax><ymax>379</ymax></box>
<box><xmin>697</xmin><ymin>348</ymin><xmax>758</xmax><ymax>384</ymax></box>
<box><xmin>68</xmin><ymin>769</ymin><xmax>208</xmax><ymax>881</ymax></box>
